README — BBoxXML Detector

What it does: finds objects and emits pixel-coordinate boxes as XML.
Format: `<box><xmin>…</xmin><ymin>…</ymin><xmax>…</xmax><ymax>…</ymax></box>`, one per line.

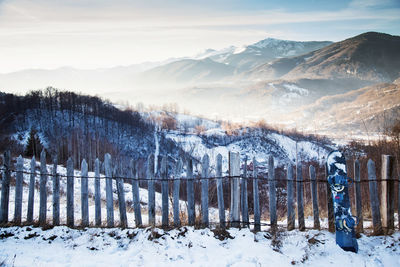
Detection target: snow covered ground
<box><xmin>1</xmin><ymin>226</ymin><xmax>399</xmax><ymax>267</ymax></box>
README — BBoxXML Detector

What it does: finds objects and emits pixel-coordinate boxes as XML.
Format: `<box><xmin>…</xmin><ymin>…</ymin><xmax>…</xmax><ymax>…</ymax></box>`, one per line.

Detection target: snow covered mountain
<box><xmin>137</xmin><ymin>38</ymin><xmax>332</xmax><ymax>85</ymax></box>
<box><xmin>214</xmin><ymin>38</ymin><xmax>332</xmax><ymax>72</ymax></box>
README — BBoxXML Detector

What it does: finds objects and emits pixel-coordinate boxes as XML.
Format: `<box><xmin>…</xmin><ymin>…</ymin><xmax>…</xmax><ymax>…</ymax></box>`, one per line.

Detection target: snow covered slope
<box><xmin>166</xmin><ymin>113</ymin><xmax>331</xmax><ymax>172</ymax></box>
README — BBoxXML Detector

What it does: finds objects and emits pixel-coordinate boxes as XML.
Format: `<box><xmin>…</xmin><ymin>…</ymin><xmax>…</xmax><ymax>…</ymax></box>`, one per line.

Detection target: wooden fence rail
<box><xmin>0</xmin><ymin>150</ymin><xmax>399</xmax><ymax>235</ymax></box>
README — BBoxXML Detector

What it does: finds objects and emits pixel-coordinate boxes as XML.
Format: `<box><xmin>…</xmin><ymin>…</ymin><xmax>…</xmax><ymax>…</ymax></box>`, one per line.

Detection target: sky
<box><xmin>0</xmin><ymin>0</ymin><xmax>399</xmax><ymax>73</ymax></box>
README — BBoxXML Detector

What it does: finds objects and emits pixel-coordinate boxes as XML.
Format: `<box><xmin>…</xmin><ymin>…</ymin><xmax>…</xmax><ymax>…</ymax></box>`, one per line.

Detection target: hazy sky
<box><xmin>0</xmin><ymin>0</ymin><xmax>399</xmax><ymax>73</ymax></box>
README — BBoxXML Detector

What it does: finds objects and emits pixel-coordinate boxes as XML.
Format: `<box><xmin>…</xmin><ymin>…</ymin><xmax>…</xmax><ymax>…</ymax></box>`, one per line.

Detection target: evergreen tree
<box><xmin>25</xmin><ymin>128</ymin><xmax>42</xmax><ymax>158</ymax></box>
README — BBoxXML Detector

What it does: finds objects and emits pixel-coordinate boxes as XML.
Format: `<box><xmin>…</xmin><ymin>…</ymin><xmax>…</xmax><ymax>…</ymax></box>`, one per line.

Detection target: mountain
<box><xmin>215</xmin><ymin>38</ymin><xmax>332</xmax><ymax>72</ymax></box>
<box><xmin>138</xmin><ymin>38</ymin><xmax>332</xmax><ymax>84</ymax></box>
<box><xmin>282</xmin><ymin>81</ymin><xmax>400</xmax><ymax>134</ymax></box>
<box><xmin>138</xmin><ymin>58</ymin><xmax>235</xmax><ymax>84</ymax></box>
<box><xmin>246</xmin><ymin>32</ymin><xmax>400</xmax><ymax>83</ymax></box>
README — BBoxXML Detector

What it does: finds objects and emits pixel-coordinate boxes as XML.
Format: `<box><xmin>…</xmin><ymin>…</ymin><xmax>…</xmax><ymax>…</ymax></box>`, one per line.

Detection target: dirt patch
<box><xmin>212</xmin><ymin>229</ymin><xmax>234</xmax><ymax>241</ymax></box>
<box><xmin>0</xmin><ymin>232</ymin><xmax>14</xmax><ymax>239</ymax></box>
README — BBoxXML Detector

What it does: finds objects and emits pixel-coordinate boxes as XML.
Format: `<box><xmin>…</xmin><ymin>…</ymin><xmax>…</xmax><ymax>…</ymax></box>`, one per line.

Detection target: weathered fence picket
<box><xmin>116</xmin><ymin>166</ymin><xmax>127</xmax><ymax>228</ymax></box>
<box><xmin>296</xmin><ymin>163</ymin><xmax>305</xmax><ymax>231</ymax></box>
<box><xmin>95</xmin><ymin>158</ymin><xmax>101</xmax><ymax>227</ymax></box>
<box><xmin>53</xmin><ymin>158</ymin><xmax>60</xmax><ymax>226</ymax></box>
<box><xmin>241</xmin><ymin>156</ymin><xmax>249</xmax><ymax>227</ymax></box>
<box><xmin>325</xmin><ymin>164</ymin><xmax>335</xmax><ymax>232</ymax></box>
<box><xmin>380</xmin><ymin>155</ymin><xmax>395</xmax><ymax>232</ymax></box>
<box><xmin>67</xmin><ymin>157</ymin><xmax>74</xmax><ymax>227</ymax></box>
<box><xmin>0</xmin><ymin>151</ymin><xmax>11</xmax><ymax>223</ymax></box>
<box><xmin>14</xmin><ymin>155</ymin><xmax>23</xmax><ymax>224</ymax></box>
<box><xmin>229</xmin><ymin>152</ymin><xmax>240</xmax><ymax>227</ymax></box>
<box><xmin>216</xmin><ymin>154</ymin><xmax>225</xmax><ymax>229</ymax></box>
<box><xmin>131</xmin><ymin>160</ymin><xmax>142</xmax><ymax>227</ymax></box>
<box><xmin>398</xmin><ymin>173</ymin><xmax>400</xmax><ymax>231</ymax></box>
<box><xmin>287</xmin><ymin>164</ymin><xmax>295</xmax><ymax>231</ymax></box>
<box><xmin>161</xmin><ymin>156</ymin><xmax>169</xmax><ymax>228</ymax></box>
<box><xmin>268</xmin><ymin>156</ymin><xmax>277</xmax><ymax>228</ymax></box>
<box><xmin>39</xmin><ymin>150</ymin><xmax>47</xmax><ymax>226</ymax></box>
<box><xmin>354</xmin><ymin>160</ymin><xmax>363</xmax><ymax>234</ymax></box>
<box><xmin>173</xmin><ymin>159</ymin><xmax>182</xmax><ymax>227</ymax></box>
<box><xmin>201</xmin><ymin>154</ymin><xmax>209</xmax><ymax>227</ymax></box>
<box><xmin>368</xmin><ymin>159</ymin><xmax>383</xmax><ymax>235</ymax></box>
<box><xmin>81</xmin><ymin>159</ymin><xmax>89</xmax><ymax>227</ymax></box>
<box><xmin>27</xmin><ymin>156</ymin><xmax>36</xmax><ymax>224</ymax></box>
<box><xmin>253</xmin><ymin>158</ymin><xmax>260</xmax><ymax>232</ymax></box>
<box><xmin>309</xmin><ymin>165</ymin><xmax>320</xmax><ymax>230</ymax></box>
<box><xmin>147</xmin><ymin>154</ymin><xmax>156</xmax><ymax>226</ymax></box>
<box><xmin>105</xmin><ymin>153</ymin><xmax>114</xmax><ymax>227</ymax></box>
<box><xmin>186</xmin><ymin>159</ymin><xmax>195</xmax><ymax>226</ymax></box>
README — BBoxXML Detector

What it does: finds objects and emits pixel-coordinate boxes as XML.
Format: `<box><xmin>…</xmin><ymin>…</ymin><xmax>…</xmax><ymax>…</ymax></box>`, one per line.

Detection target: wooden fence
<box><xmin>0</xmin><ymin>150</ymin><xmax>399</xmax><ymax>235</ymax></box>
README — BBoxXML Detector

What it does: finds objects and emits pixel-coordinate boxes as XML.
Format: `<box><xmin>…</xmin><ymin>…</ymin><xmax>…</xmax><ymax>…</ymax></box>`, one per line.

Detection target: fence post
<box><xmin>398</xmin><ymin>173</ymin><xmax>400</xmax><ymax>231</ymax></box>
<box><xmin>14</xmin><ymin>155</ymin><xmax>23</xmax><ymax>225</ymax></box>
<box><xmin>380</xmin><ymin>155</ymin><xmax>395</xmax><ymax>232</ymax></box>
<box><xmin>325</xmin><ymin>164</ymin><xmax>335</xmax><ymax>232</ymax></box>
<box><xmin>116</xmin><ymin>165</ymin><xmax>127</xmax><ymax>228</ymax></box>
<box><xmin>253</xmin><ymin>158</ymin><xmax>260</xmax><ymax>232</ymax></box>
<box><xmin>229</xmin><ymin>152</ymin><xmax>240</xmax><ymax>228</ymax></box>
<box><xmin>241</xmin><ymin>156</ymin><xmax>249</xmax><ymax>227</ymax></box>
<box><xmin>94</xmin><ymin>158</ymin><xmax>101</xmax><ymax>227</ymax></box>
<box><xmin>161</xmin><ymin>156</ymin><xmax>169</xmax><ymax>228</ymax></box>
<box><xmin>287</xmin><ymin>164</ymin><xmax>295</xmax><ymax>231</ymax></box>
<box><xmin>368</xmin><ymin>159</ymin><xmax>383</xmax><ymax>235</ymax></box>
<box><xmin>104</xmin><ymin>153</ymin><xmax>114</xmax><ymax>227</ymax></box>
<box><xmin>268</xmin><ymin>156</ymin><xmax>277</xmax><ymax>229</ymax></box>
<box><xmin>173</xmin><ymin>159</ymin><xmax>183</xmax><ymax>227</ymax></box>
<box><xmin>354</xmin><ymin>159</ymin><xmax>363</xmax><ymax>234</ymax></box>
<box><xmin>67</xmin><ymin>157</ymin><xmax>74</xmax><ymax>227</ymax></box>
<box><xmin>147</xmin><ymin>154</ymin><xmax>155</xmax><ymax>227</ymax></box>
<box><xmin>186</xmin><ymin>159</ymin><xmax>195</xmax><ymax>226</ymax></box>
<box><xmin>131</xmin><ymin>160</ymin><xmax>142</xmax><ymax>227</ymax></box>
<box><xmin>216</xmin><ymin>154</ymin><xmax>225</xmax><ymax>229</ymax></box>
<box><xmin>309</xmin><ymin>165</ymin><xmax>320</xmax><ymax>230</ymax></box>
<box><xmin>0</xmin><ymin>151</ymin><xmax>11</xmax><ymax>223</ymax></box>
<box><xmin>201</xmin><ymin>154</ymin><xmax>209</xmax><ymax>228</ymax></box>
<box><xmin>296</xmin><ymin>163</ymin><xmax>305</xmax><ymax>231</ymax></box>
<box><xmin>39</xmin><ymin>149</ymin><xmax>47</xmax><ymax>226</ymax></box>
<box><xmin>27</xmin><ymin>156</ymin><xmax>36</xmax><ymax>224</ymax></box>
<box><xmin>53</xmin><ymin>158</ymin><xmax>60</xmax><ymax>226</ymax></box>
<box><xmin>81</xmin><ymin>159</ymin><xmax>89</xmax><ymax>227</ymax></box>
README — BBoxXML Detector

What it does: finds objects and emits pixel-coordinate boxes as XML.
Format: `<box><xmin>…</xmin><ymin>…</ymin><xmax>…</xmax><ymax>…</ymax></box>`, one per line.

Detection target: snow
<box><xmin>1</xmin><ymin>226</ymin><xmax>399</xmax><ymax>266</ymax></box>
<box><xmin>233</xmin><ymin>45</ymin><xmax>247</xmax><ymax>54</ymax></box>
<box><xmin>268</xmin><ymin>133</ymin><xmax>325</xmax><ymax>164</ymax></box>
<box><xmin>173</xmin><ymin>113</ymin><xmax>220</xmax><ymax>132</ymax></box>
<box><xmin>283</xmin><ymin>84</ymin><xmax>309</xmax><ymax>96</ymax></box>
<box><xmin>194</xmin><ymin>46</ymin><xmax>236</xmax><ymax>60</ymax></box>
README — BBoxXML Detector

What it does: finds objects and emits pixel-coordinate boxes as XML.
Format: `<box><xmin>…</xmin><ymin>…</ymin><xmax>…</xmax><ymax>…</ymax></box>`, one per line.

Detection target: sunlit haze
<box><xmin>1</xmin><ymin>0</ymin><xmax>399</xmax><ymax>73</ymax></box>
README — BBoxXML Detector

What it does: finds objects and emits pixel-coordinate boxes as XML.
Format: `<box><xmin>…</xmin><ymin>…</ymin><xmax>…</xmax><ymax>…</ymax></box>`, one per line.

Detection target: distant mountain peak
<box><xmin>251</xmin><ymin>37</ymin><xmax>294</xmax><ymax>48</ymax></box>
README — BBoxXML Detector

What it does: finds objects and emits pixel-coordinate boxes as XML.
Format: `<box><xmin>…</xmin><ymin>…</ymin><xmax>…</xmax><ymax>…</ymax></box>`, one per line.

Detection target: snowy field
<box><xmin>0</xmin><ymin>226</ymin><xmax>399</xmax><ymax>267</ymax></box>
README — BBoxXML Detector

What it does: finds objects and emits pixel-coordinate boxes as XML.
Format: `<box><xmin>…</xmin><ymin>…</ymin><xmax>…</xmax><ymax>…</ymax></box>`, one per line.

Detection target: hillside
<box><xmin>211</xmin><ymin>38</ymin><xmax>332</xmax><ymax>73</ymax></box>
<box><xmin>246</xmin><ymin>32</ymin><xmax>400</xmax><ymax>83</ymax></box>
<box><xmin>0</xmin><ymin>89</ymin><xmax>332</xmax><ymax>171</ymax></box>
<box><xmin>282</xmin><ymin>81</ymin><xmax>400</xmax><ymax>134</ymax></box>
<box><xmin>138</xmin><ymin>58</ymin><xmax>235</xmax><ymax>84</ymax></box>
